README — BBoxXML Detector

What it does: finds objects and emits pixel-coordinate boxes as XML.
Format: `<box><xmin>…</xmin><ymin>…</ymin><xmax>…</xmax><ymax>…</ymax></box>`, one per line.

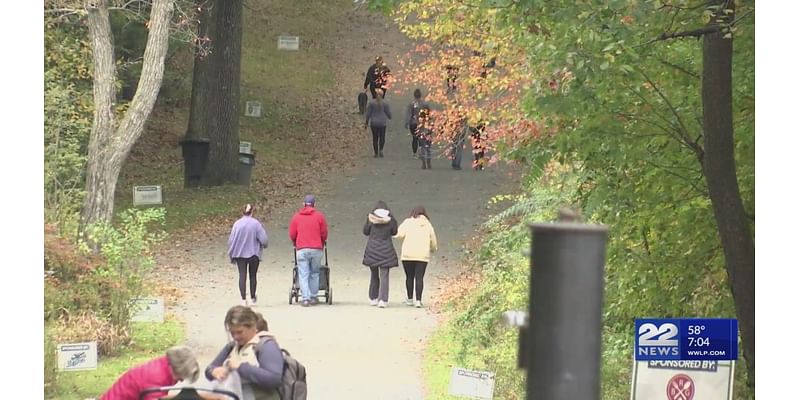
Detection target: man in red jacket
<box><xmin>289</xmin><ymin>194</ymin><xmax>329</xmax><ymax>307</ymax></box>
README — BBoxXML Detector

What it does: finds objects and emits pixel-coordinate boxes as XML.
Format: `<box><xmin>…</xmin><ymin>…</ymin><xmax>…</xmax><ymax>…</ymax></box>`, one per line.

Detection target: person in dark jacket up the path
<box><xmin>362</xmin><ymin>200</ymin><xmax>399</xmax><ymax>308</ymax></box>
<box><xmin>364</xmin><ymin>89</ymin><xmax>392</xmax><ymax>158</ymax></box>
<box><xmin>364</xmin><ymin>55</ymin><xmax>391</xmax><ymax>99</ymax></box>
<box><xmin>404</xmin><ymin>88</ymin><xmax>430</xmax><ymax>159</ymax></box>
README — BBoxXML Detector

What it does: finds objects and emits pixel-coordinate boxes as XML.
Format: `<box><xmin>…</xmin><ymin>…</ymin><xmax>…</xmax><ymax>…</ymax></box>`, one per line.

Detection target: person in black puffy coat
<box><xmin>362</xmin><ymin>200</ymin><xmax>399</xmax><ymax>308</ymax></box>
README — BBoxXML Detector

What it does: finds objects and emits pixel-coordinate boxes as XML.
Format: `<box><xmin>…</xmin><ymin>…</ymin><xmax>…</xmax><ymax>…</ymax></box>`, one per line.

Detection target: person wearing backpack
<box><xmin>416</xmin><ymin>107</ymin><xmax>434</xmax><ymax>169</ymax></box>
<box><xmin>206</xmin><ymin>306</ymin><xmax>285</xmax><ymax>400</ymax></box>
<box><xmin>404</xmin><ymin>88</ymin><xmax>430</xmax><ymax>159</ymax></box>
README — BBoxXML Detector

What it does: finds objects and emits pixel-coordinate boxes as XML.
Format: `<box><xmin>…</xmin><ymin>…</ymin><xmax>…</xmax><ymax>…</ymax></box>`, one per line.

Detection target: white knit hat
<box><xmin>374</xmin><ymin>209</ymin><xmax>390</xmax><ymax>219</ymax></box>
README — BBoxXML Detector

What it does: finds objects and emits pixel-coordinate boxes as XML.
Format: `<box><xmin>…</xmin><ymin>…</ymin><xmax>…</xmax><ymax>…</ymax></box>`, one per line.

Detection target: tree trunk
<box><xmin>186</xmin><ymin>1</ymin><xmax>217</xmax><ymax>142</ymax></box>
<box><xmin>701</xmin><ymin>0</ymin><xmax>755</xmax><ymax>389</ymax></box>
<box><xmin>82</xmin><ymin>0</ymin><xmax>118</xmax><ymax>228</ymax></box>
<box><xmin>200</xmin><ymin>0</ymin><xmax>242</xmax><ymax>186</ymax></box>
<box><xmin>183</xmin><ymin>0</ymin><xmax>217</xmax><ymax>187</ymax></box>
<box><xmin>81</xmin><ymin>0</ymin><xmax>174</xmax><ymax>229</ymax></box>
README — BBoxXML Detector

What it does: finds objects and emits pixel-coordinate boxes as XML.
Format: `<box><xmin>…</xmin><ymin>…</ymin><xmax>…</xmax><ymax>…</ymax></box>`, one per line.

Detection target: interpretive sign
<box><xmin>245</xmin><ymin>101</ymin><xmax>262</xmax><ymax>117</ymax></box>
<box><xmin>240</xmin><ymin>141</ymin><xmax>253</xmax><ymax>154</ymax></box>
<box><xmin>57</xmin><ymin>342</ymin><xmax>98</xmax><ymax>371</ymax></box>
<box><xmin>449</xmin><ymin>367</ymin><xmax>495</xmax><ymax>399</ymax></box>
<box><xmin>133</xmin><ymin>185</ymin><xmax>163</xmax><ymax>206</ymax></box>
<box><xmin>278</xmin><ymin>35</ymin><xmax>300</xmax><ymax>50</ymax></box>
<box><xmin>131</xmin><ymin>297</ymin><xmax>165</xmax><ymax>322</ymax></box>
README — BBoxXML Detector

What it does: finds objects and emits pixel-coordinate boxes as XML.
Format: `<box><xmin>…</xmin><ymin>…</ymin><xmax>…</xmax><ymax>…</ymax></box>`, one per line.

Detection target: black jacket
<box><xmin>364</xmin><ymin>64</ymin><xmax>391</xmax><ymax>89</ymax></box>
<box><xmin>362</xmin><ymin>213</ymin><xmax>399</xmax><ymax>268</ymax></box>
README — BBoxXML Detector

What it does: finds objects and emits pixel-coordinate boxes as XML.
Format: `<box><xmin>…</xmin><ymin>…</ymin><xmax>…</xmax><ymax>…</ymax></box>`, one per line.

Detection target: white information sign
<box><xmin>278</xmin><ymin>35</ymin><xmax>300</xmax><ymax>51</ymax></box>
<box><xmin>239</xmin><ymin>141</ymin><xmax>253</xmax><ymax>154</ymax></box>
<box><xmin>57</xmin><ymin>342</ymin><xmax>98</xmax><ymax>371</ymax></box>
<box><xmin>131</xmin><ymin>297</ymin><xmax>165</xmax><ymax>322</ymax></box>
<box><xmin>631</xmin><ymin>360</ymin><xmax>735</xmax><ymax>400</ymax></box>
<box><xmin>245</xmin><ymin>101</ymin><xmax>262</xmax><ymax>117</ymax></box>
<box><xmin>133</xmin><ymin>185</ymin><xmax>163</xmax><ymax>206</ymax></box>
<box><xmin>449</xmin><ymin>367</ymin><xmax>495</xmax><ymax>400</ymax></box>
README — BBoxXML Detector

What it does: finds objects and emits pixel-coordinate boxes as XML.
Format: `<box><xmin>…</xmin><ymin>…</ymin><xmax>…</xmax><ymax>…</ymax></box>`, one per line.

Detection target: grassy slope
<box><xmin>115</xmin><ymin>0</ymin><xmax>348</xmax><ymax>233</ymax></box>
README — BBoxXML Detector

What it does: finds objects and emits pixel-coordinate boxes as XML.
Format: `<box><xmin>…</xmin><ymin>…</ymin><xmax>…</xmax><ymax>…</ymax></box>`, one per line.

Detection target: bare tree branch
<box><xmin>659</xmin><ymin>58</ymin><xmax>699</xmax><ymax>79</ymax></box>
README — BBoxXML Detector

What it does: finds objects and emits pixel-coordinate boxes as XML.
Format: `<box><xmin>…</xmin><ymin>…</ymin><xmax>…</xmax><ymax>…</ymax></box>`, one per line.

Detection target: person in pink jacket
<box><xmin>99</xmin><ymin>346</ymin><xmax>199</xmax><ymax>400</ymax></box>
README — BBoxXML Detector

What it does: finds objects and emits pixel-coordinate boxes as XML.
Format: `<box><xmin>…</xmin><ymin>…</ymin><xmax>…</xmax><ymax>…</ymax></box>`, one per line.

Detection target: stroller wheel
<box><xmin>327</xmin><ymin>288</ymin><xmax>333</xmax><ymax>305</ymax></box>
<box><xmin>289</xmin><ymin>291</ymin><xmax>294</xmax><ymax>305</ymax></box>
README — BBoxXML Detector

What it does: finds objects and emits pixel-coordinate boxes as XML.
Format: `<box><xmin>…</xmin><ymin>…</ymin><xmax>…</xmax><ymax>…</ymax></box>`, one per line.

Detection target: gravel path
<box><xmin>154</xmin><ymin>7</ymin><xmax>516</xmax><ymax>399</ymax></box>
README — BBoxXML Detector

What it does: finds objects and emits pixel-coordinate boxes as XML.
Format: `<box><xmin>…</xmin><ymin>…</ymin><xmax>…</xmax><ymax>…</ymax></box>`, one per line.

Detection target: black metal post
<box><xmin>526</xmin><ymin>222</ymin><xmax>608</xmax><ymax>400</ymax></box>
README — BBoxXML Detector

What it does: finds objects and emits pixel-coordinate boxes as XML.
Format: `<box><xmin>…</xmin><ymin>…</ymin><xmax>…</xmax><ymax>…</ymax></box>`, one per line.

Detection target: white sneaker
<box><xmin>370</xmin><ymin>299</ymin><xmax>379</xmax><ymax>306</ymax></box>
<box><xmin>415</xmin><ymin>300</ymin><xmax>423</xmax><ymax>308</ymax></box>
<box><xmin>250</xmin><ymin>298</ymin><xmax>257</xmax><ymax>306</ymax></box>
<box><xmin>405</xmin><ymin>299</ymin><xmax>414</xmax><ymax>306</ymax></box>
<box><xmin>241</xmin><ymin>299</ymin><xmax>248</xmax><ymax>306</ymax></box>
<box><xmin>378</xmin><ymin>300</ymin><xmax>387</xmax><ymax>308</ymax></box>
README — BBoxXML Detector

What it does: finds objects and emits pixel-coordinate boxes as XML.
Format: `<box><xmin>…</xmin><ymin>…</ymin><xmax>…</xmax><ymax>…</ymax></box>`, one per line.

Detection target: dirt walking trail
<box><xmin>156</xmin><ymin>7</ymin><xmax>515</xmax><ymax>399</ymax></box>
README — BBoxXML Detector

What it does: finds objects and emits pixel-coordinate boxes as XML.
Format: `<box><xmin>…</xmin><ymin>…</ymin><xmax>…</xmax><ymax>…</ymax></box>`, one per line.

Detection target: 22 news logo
<box><xmin>637</xmin><ymin>320</ymin><xmax>680</xmax><ymax>360</ymax></box>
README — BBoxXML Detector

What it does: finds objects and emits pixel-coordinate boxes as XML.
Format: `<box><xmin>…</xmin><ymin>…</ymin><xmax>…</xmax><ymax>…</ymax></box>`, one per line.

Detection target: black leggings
<box><xmin>371</xmin><ymin>126</ymin><xmax>387</xmax><ymax>154</ymax></box>
<box><xmin>409</xmin><ymin>124</ymin><xmax>419</xmax><ymax>154</ymax></box>
<box><xmin>402</xmin><ymin>260</ymin><xmax>428</xmax><ymax>301</ymax></box>
<box><xmin>235</xmin><ymin>256</ymin><xmax>260</xmax><ymax>300</ymax></box>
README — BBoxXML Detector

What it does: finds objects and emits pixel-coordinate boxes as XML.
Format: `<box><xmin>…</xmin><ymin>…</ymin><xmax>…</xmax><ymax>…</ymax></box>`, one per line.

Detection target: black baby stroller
<box><xmin>139</xmin><ymin>385</ymin><xmax>239</xmax><ymax>400</ymax></box>
<box><xmin>289</xmin><ymin>247</ymin><xmax>333</xmax><ymax>305</ymax></box>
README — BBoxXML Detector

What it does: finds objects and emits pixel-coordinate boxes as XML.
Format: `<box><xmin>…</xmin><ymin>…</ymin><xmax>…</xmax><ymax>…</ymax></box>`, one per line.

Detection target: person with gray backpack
<box><xmin>206</xmin><ymin>306</ymin><xmax>307</xmax><ymax>400</ymax></box>
<box><xmin>404</xmin><ymin>88</ymin><xmax>430</xmax><ymax>159</ymax></box>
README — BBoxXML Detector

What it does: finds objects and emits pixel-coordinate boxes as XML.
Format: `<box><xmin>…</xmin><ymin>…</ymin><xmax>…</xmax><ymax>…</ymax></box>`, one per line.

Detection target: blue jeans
<box><xmin>296</xmin><ymin>248</ymin><xmax>323</xmax><ymax>301</ymax></box>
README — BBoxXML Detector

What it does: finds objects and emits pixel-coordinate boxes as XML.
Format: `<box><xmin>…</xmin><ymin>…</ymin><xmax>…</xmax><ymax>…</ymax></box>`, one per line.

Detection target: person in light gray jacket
<box><xmin>364</xmin><ymin>89</ymin><xmax>392</xmax><ymax>158</ymax></box>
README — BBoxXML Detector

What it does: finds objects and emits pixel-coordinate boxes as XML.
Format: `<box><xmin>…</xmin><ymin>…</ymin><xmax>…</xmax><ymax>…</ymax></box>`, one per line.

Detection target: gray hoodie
<box><xmin>365</xmin><ymin>100</ymin><xmax>392</xmax><ymax>128</ymax></box>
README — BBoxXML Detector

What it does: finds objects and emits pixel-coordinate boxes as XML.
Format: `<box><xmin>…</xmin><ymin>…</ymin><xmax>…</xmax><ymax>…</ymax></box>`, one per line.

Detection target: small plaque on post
<box><xmin>240</xmin><ymin>141</ymin><xmax>253</xmax><ymax>154</ymax></box>
<box><xmin>245</xmin><ymin>101</ymin><xmax>262</xmax><ymax>117</ymax></box>
<box><xmin>57</xmin><ymin>342</ymin><xmax>98</xmax><ymax>371</ymax></box>
<box><xmin>131</xmin><ymin>297</ymin><xmax>165</xmax><ymax>322</ymax></box>
<box><xmin>278</xmin><ymin>35</ymin><xmax>300</xmax><ymax>51</ymax></box>
<box><xmin>133</xmin><ymin>186</ymin><xmax>163</xmax><ymax>206</ymax></box>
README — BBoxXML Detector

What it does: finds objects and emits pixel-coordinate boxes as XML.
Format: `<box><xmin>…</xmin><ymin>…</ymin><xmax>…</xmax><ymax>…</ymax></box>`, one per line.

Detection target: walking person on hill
<box><xmin>289</xmin><ymin>195</ymin><xmax>329</xmax><ymax>307</ymax></box>
<box><xmin>470</xmin><ymin>121</ymin><xmax>488</xmax><ymax>170</ymax></box>
<box><xmin>364</xmin><ymin>89</ymin><xmax>392</xmax><ymax>158</ymax></box>
<box><xmin>364</xmin><ymin>56</ymin><xmax>391</xmax><ymax>99</ymax></box>
<box><xmin>449</xmin><ymin>116</ymin><xmax>468</xmax><ymax>170</ymax></box>
<box><xmin>228</xmin><ymin>204</ymin><xmax>269</xmax><ymax>306</ymax></box>
<box><xmin>206</xmin><ymin>306</ymin><xmax>285</xmax><ymax>400</ymax></box>
<box><xmin>404</xmin><ymin>88</ymin><xmax>430</xmax><ymax>159</ymax></box>
<box><xmin>362</xmin><ymin>200</ymin><xmax>399</xmax><ymax>308</ymax></box>
<box><xmin>394</xmin><ymin>206</ymin><xmax>438</xmax><ymax>308</ymax></box>
<box><xmin>416</xmin><ymin>107</ymin><xmax>434</xmax><ymax>169</ymax></box>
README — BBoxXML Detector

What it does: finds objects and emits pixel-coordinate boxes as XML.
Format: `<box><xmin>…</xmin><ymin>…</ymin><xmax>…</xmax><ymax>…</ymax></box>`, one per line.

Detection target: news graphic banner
<box><xmin>634</xmin><ymin>319</ymin><xmax>738</xmax><ymax>361</ymax></box>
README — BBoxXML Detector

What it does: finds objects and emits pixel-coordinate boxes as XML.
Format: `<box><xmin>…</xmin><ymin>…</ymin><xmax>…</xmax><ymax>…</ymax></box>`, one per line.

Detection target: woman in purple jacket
<box><xmin>228</xmin><ymin>204</ymin><xmax>269</xmax><ymax>306</ymax></box>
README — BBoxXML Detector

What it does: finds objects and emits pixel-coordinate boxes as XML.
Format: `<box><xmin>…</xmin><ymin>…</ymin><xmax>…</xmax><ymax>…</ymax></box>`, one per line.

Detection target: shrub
<box><xmin>50</xmin><ymin>312</ymin><xmax>130</xmax><ymax>357</ymax></box>
<box><xmin>80</xmin><ymin>208</ymin><xmax>167</xmax><ymax>329</ymax></box>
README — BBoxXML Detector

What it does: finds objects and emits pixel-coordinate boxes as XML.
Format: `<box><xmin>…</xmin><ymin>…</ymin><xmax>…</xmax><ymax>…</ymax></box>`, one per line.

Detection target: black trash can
<box><xmin>238</xmin><ymin>152</ymin><xmax>255</xmax><ymax>186</ymax></box>
<box><xmin>180</xmin><ymin>137</ymin><xmax>210</xmax><ymax>188</ymax></box>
